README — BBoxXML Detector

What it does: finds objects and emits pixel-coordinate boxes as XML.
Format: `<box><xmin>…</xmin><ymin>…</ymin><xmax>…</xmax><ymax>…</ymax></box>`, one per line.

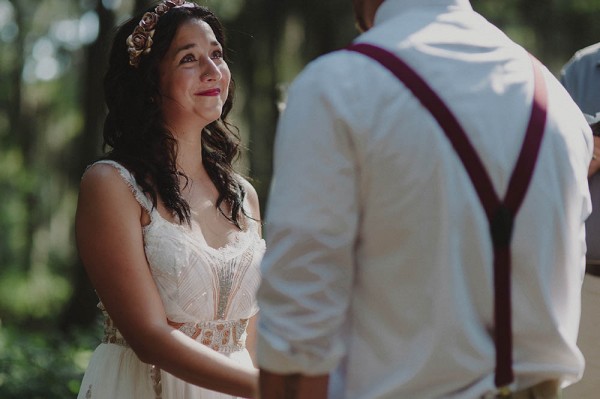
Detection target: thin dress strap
<box><xmin>87</xmin><ymin>160</ymin><xmax>154</xmax><ymax>214</ymax></box>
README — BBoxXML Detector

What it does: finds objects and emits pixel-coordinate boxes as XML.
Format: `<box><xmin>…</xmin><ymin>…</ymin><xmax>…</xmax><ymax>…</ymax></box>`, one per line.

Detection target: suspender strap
<box><xmin>345</xmin><ymin>43</ymin><xmax>548</xmax><ymax>391</ymax></box>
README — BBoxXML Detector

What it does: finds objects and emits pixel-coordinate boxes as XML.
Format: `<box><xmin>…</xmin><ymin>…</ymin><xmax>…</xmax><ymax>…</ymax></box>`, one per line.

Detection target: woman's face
<box><xmin>158</xmin><ymin>18</ymin><xmax>230</xmax><ymax>131</ymax></box>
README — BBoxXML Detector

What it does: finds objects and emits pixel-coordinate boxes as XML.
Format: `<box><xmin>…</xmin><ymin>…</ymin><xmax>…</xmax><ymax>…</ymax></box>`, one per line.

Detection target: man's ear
<box><xmin>352</xmin><ymin>0</ymin><xmax>385</xmax><ymax>32</ymax></box>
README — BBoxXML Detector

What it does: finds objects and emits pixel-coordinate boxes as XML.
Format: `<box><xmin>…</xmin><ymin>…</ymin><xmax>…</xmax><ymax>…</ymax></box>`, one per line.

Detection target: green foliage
<box><xmin>204</xmin><ymin>0</ymin><xmax>245</xmax><ymax>20</ymax></box>
<box><xmin>571</xmin><ymin>0</ymin><xmax>600</xmax><ymax>13</ymax></box>
<box><xmin>1</xmin><ymin>0</ymin><xmax>600</xmax><ymax>395</ymax></box>
<box><xmin>0</xmin><ymin>270</ymin><xmax>72</xmax><ymax>320</ymax></box>
<box><xmin>0</xmin><ymin>149</ymin><xmax>27</xmax><ymax>266</ymax></box>
<box><xmin>0</xmin><ymin>323</ymin><xmax>99</xmax><ymax>398</ymax></box>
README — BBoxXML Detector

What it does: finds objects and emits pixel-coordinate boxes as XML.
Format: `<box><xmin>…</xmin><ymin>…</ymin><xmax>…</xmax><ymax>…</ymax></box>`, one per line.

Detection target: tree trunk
<box><xmin>5</xmin><ymin>1</ymin><xmax>35</xmax><ymax>273</ymax></box>
<box><xmin>60</xmin><ymin>0</ymin><xmax>115</xmax><ymax>330</ymax></box>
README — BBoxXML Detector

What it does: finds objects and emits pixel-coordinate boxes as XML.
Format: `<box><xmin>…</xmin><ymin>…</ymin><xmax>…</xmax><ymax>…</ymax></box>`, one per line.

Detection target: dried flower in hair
<box><xmin>155</xmin><ymin>3</ymin><xmax>172</xmax><ymax>15</ymax></box>
<box><xmin>168</xmin><ymin>0</ymin><xmax>187</xmax><ymax>6</ymax></box>
<box><xmin>140</xmin><ymin>12</ymin><xmax>159</xmax><ymax>31</ymax></box>
<box><xmin>126</xmin><ymin>26</ymin><xmax>154</xmax><ymax>67</ymax></box>
<box><xmin>126</xmin><ymin>1</ymin><xmax>196</xmax><ymax>68</ymax></box>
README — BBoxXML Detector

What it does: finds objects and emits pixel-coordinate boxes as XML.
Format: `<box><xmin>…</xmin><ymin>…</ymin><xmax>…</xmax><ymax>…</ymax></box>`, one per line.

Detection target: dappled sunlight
<box><xmin>1</xmin><ymin>0</ymin><xmax>600</xmax><ymax>397</ymax></box>
<box><xmin>0</xmin><ymin>269</ymin><xmax>71</xmax><ymax>319</ymax></box>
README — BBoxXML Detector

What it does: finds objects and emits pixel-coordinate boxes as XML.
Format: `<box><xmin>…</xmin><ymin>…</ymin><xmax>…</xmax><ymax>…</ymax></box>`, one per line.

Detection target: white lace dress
<box><xmin>77</xmin><ymin>160</ymin><xmax>264</xmax><ymax>399</ymax></box>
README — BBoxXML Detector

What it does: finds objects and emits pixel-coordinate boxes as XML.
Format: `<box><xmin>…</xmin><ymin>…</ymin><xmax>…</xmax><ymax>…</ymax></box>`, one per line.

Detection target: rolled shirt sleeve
<box><xmin>257</xmin><ymin>60</ymin><xmax>361</xmax><ymax>375</ymax></box>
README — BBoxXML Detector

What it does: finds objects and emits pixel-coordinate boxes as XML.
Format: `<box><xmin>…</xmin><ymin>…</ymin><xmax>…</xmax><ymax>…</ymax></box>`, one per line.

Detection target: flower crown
<box><xmin>126</xmin><ymin>0</ymin><xmax>196</xmax><ymax>68</ymax></box>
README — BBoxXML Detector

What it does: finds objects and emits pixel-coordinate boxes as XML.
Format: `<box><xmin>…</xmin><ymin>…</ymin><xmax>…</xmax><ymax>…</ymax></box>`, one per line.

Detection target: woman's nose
<box><xmin>201</xmin><ymin>60</ymin><xmax>222</xmax><ymax>81</ymax></box>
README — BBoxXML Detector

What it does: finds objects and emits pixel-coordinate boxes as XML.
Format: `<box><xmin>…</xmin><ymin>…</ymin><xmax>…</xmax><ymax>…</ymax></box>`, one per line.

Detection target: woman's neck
<box><xmin>168</xmin><ymin>122</ymin><xmax>208</xmax><ymax>181</ymax></box>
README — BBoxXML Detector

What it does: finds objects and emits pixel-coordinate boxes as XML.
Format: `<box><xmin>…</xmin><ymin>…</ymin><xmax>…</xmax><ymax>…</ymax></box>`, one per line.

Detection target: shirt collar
<box><xmin>374</xmin><ymin>0</ymin><xmax>473</xmax><ymax>26</ymax></box>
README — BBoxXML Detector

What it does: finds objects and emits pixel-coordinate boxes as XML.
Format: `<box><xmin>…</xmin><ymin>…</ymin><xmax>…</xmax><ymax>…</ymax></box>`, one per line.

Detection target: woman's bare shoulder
<box><xmin>81</xmin><ymin>161</ymin><xmax>127</xmax><ymax>185</ymax></box>
<box><xmin>237</xmin><ymin>175</ymin><xmax>260</xmax><ymax>220</ymax></box>
<box><xmin>78</xmin><ymin>161</ymin><xmax>141</xmax><ymax>212</ymax></box>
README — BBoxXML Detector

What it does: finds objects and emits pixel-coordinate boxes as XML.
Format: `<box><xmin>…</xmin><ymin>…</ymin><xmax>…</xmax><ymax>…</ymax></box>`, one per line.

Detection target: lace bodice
<box><xmin>92</xmin><ymin>160</ymin><xmax>264</xmax><ymax>327</ymax></box>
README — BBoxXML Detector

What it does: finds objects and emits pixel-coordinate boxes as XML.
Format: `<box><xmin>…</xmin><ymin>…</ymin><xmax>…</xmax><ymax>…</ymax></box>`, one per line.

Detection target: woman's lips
<box><xmin>196</xmin><ymin>88</ymin><xmax>221</xmax><ymax>96</ymax></box>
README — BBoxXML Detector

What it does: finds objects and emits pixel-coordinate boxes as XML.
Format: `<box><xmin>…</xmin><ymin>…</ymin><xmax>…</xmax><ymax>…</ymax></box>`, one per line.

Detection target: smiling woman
<box><xmin>73</xmin><ymin>2</ymin><xmax>263</xmax><ymax>399</ymax></box>
<box><xmin>158</xmin><ymin>19</ymin><xmax>231</xmax><ymax>134</ymax></box>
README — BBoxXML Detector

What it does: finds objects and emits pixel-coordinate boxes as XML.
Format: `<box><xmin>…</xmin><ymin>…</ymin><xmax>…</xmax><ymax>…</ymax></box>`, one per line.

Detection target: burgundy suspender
<box><xmin>346</xmin><ymin>43</ymin><xmax>548</xmax><ymax>392</ymax></box>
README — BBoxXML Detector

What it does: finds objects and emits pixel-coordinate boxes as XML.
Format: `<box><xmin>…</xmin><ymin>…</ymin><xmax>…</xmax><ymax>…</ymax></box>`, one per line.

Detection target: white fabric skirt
<box><xmin>77</xmin><ymin>343</ymin><xmax>253</xmax><ymax>399</ymax></box>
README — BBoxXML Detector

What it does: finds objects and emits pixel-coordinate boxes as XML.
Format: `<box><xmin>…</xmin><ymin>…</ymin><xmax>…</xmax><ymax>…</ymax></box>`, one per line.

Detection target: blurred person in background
<box><xmin>560</xmin><ymin>42</ymin><xmax>600</xmax><ymax>399</ymax></box>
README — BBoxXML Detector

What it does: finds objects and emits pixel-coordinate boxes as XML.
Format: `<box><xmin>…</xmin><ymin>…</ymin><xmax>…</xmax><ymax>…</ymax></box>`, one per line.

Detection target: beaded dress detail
<box><xmin>77</xmin><ymin>160</ymin><xmax>264</xmax><ymax>399</ymax></box>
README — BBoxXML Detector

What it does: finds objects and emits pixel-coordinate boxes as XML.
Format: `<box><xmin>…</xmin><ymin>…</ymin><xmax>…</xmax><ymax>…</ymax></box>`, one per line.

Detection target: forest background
<box><xmin>0</xmin><ymin>0</ymin><xmax>599</xmax><ymax>397</ymax></box>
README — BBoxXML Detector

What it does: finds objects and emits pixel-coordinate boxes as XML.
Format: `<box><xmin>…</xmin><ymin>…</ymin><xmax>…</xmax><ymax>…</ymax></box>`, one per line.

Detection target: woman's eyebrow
<box><xmin>174</xmin><ymin>41</ymin><xmax>221</xmax><ymax>55</ymax></box>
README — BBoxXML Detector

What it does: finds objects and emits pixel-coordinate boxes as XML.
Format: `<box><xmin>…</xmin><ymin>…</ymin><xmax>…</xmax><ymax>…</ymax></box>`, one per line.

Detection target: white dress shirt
<box><xmin>257</xmin><ymin>1</ymin><xmax>592</xmax><ymax>398</ymax></box>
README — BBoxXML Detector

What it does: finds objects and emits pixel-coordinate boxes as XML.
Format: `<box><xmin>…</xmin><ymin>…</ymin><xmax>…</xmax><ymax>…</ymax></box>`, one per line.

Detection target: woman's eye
<box><xmin>211</xmin><ymin>50</ymin><xmax>223</xmax><ymax>60</ymax></box>
<box><xmin>180</xmin><ymin>54</ymin><xmax>196</xmax><ymax>64</ymax></box>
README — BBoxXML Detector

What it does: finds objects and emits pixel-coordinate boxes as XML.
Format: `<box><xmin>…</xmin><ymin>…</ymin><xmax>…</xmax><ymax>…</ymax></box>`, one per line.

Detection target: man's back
<box><xmin>258</xmin><ymin>1</ymin><xmax>592</xmax><ymax>398</ymax></box>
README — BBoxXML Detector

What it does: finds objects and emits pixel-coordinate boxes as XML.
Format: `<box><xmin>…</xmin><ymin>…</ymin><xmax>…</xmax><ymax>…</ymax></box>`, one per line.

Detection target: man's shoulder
<box><xmin>575</xmin><ymin>42</ymin><xmax>600</xmax><ymax>57</ymax></box>
<box><xmin>300</xmin><ymin>49</ymin><xmax>357</xmax><ymax>75</ymax></box>
<box><xmin>289</xmin><ymin>48</ymin><xmax>367</xmax><ymax>93</ymax></box>
<box><xmin>568</xmin><ymin>42</ymin><xmax>600</xmax><ymax>65</ymax></box>
<box><xmin>561</xmin><ymin>42</ymin><xmax>600</xmax><ymax>84</ymax></box>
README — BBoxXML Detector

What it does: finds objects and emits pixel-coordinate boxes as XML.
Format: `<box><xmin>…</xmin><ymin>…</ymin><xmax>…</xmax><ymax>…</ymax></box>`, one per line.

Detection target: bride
<box><xmin>75</xmin><ymin>2</ymin><xmax>263</xmax><ymax>398</ymax></box>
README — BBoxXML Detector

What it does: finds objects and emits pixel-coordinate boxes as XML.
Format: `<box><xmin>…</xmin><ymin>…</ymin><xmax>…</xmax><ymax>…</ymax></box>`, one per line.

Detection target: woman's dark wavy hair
<box><xmin>103</xmin><ymin>3</ymin><xmax>246</xmax><ymax>227</ymax></box>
